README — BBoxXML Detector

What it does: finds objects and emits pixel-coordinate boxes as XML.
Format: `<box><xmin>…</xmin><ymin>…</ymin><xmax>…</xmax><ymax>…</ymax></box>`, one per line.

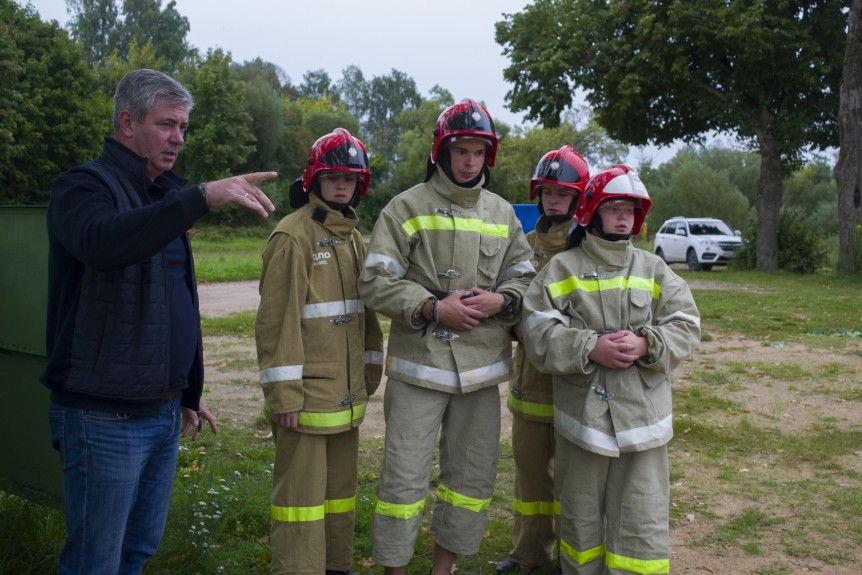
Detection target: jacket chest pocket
<box><xmin>628</xmin><ymin>289</ymin><xmax>653</xmax><ymax>327</ymax></box>
<box><xmin>477</xmin><ymin>234</ymin><xmax>506</xmax><ymax>287</ymax></box>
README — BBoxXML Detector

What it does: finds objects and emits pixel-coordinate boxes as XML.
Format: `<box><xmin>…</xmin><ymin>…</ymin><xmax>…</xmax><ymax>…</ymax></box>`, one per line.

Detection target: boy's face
<box><xmin>540</xmin><ymin>183</ymin><xmax>578</xmax><ymax>217</ymax></box>
<box><xmin>446</xmin><ymin>139</ymin><xmax>487</xmax><ymax>184</ymax></box>
<box><xmin>597</xmin><ymin>199</ymin><xmax>637</xmax><ymax>236</ymax></box>
<box><xmin>318</xmin><ymin>170</ymin><xmax>359</xmax><ymax>204</ymax></box>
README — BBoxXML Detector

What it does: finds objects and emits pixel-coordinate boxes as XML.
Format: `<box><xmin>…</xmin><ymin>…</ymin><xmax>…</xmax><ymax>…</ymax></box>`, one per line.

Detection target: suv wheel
<box><xmin>655</xmin><ymin>247</ymin><xmax>666</xmax><ymax>262</ymax></box>
<box><xmin>686</xmin><ymin>248</ymin><xmax>702</xmax><ymax>271</ymax></box>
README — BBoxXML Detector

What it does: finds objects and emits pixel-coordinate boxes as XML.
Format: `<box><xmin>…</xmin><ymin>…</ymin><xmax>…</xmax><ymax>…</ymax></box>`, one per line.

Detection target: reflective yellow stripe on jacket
<box><xmin>297</xmin><ymin>402</ymin><xmax>367</xmax><ymax>429</ymax></box>
<box><xmin>271</xmin><ymin>496</ymin><xmax>356</xmax><ymax>522</ymax></box>
<box><xmin>548</xmin><ymin>275</ymin><xmax>661</xmax><ymax>300</ymax></box>
<box><xmin>402</xmin><ymin>215</ymin><xmax>509</xmax><ymax>238</ymax></box>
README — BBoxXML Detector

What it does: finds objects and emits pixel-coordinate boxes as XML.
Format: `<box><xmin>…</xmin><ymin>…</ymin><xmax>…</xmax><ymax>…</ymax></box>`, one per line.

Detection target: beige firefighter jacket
<box><xmin>522</xmin><ymin>233</ymin><xmax>700</xmax><ymax>456</ymax></box>
<box><xmin>255</xmin><ymin>194</ymin><xmax>384</xmax><ymax>434</ymax></box>
<box><xmin>359</xmin><ymin>167</ymin><xmax>535</xmax><ymax>394</ymax></box>
<box><xmin>507</xmin><ymin>216</ymin><xmax>571</xmax><ymax>422</ymax></box>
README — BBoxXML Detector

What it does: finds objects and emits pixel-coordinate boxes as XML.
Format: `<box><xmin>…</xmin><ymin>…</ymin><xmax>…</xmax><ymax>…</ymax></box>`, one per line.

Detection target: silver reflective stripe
<box><xmin>461</xmin><ymin>358</ymin><xmax>512</xmax><ymax>386</ymax></box>
<box><xmin>259</xmin><ymin>365</ymin><xmax>303</xmax><ymax>384</ymax></box>
<box><xmin>302</xmin><ymin>299</ymin><xmax>364</xmax><ymax>319</ymax></box>
<box><xmin>524</xmin><ymin>308</ymin><xmax>570</xmax><ymax>332</ymax></box>
<box><xmin>556</xmin><ymin>409</ymin><xmax>620</xmax><ymax>455</ymax></box>
<box><xmin>388</xmin><ymin>356</ymin><xmax>511</xmax><ymax>388</ymax></box>
<box><xmin>365</xmin><ymin>350</ymin><xmax>384</xmax><ymax>365</ymax></box>
<box><xmin>364</xmin><ymin>252</ymin><xmax>406</xmax><ymax>278</ymax></box>
<box><xmin>617</xmin><ymin>414</ymin><xmax>673</xmax><ymax>450</ymax></box>
<box><xmin>658</xmin><ymin>310</ymin><xmax>701</xmax><ymax>328</ymax></box>
<box><xmin>496</xmin><ymin>258</ymin><xmax>536</xmax><ymax>284</ymax></box>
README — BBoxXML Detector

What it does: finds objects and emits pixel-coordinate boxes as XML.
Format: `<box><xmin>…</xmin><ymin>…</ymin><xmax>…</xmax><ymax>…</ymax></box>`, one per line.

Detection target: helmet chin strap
<box><xmin>538</xmin><ymin>190</ymin><xmax>577</xmax><ymax>221</ymax></box>
<box><xmin>312</xmin><ymin>189</ymin><xmax>356</xmax><ymax>213</ymax></box>
<box><xmin>590</xmin><ymin>213</ymin><xmax>631</xmax><ymax>242</ymax></box>
<box><xmin>438</xmin><ymin>150</ymin><xmax>485</xmax><ymax>188</ymax></box>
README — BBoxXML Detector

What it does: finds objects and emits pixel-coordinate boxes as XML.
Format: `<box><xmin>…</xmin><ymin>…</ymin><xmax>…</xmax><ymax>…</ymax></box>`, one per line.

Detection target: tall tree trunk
<box><xmin>835</xmin><ymin>0</ymin><xmax>862</xmax><ymax>274</ymax></box>
<box><xmin>756</xmin><ymin>129</ymin><xmax>783</xmax><ymax>270</ymax></box>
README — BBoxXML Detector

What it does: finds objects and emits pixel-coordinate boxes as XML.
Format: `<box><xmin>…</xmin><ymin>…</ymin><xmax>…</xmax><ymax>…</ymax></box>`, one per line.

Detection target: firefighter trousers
<box><xmin>556</xmin><ymin>435</ymin><xmax>669</xmax><ymax>575</ymax></box>
<box><xmin>507</xmin><ymin>415</ymin><xmax>558</xmax><ymax>569</ymax></box>
<box><xmin>270</xmin><ymin>425</ymin><xmax>359</xmax><ymax>575</ymax></box>
<box><xmin>371</xmin><ymin>379</ymin><xmax>501</xmax><ymax>567</ymax></box>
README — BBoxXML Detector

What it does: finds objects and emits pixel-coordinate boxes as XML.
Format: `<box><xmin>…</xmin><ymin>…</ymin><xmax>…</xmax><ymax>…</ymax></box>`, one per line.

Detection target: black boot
<box><xmin>495</xmin><ymin>558</ymin><xmax>522</xmax><ymax>573</ymax></box>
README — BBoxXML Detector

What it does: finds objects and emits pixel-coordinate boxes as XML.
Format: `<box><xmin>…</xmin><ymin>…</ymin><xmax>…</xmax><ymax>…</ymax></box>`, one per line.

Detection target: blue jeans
<box><xmin>49</xmin><ymin>396</ymin><xmax>182</xmax><ymax>575</ymax></box>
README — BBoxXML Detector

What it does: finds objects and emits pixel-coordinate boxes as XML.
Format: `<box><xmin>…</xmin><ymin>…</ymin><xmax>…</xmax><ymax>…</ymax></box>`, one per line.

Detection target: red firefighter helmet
<box><xmin>430</xmin><ymin>98</ymin><xmax>498</xmax><ymax>167</ymax></box>
<box><xmin>301</xmin><ymin>128</ymin><xmax>370</xmax><ymax>196</ymax></box>
<box><xmin>575</xmin><ymin>164</ymin><xmax>651</xmax><ymax>235</ymax></box>
<box><xmin>529</xmin><ymin>145</ymin><xmax>590</xmax><ymax>201</ymax></box>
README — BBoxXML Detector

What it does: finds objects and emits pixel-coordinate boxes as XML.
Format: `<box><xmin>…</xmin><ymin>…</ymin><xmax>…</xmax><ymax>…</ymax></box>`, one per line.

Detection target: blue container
<box><xmin>513</xmin><ymin>203</ymin><xmax>539</xmax><ymax>234</ymax></box>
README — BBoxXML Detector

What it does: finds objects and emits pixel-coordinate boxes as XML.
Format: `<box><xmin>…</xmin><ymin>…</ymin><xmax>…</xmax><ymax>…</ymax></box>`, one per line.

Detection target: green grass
<box><xmin>688</xmin><ymin>270</ymin><xmax>862</xmax><ymax>343</ymax></box>
<box><xmin>192</xmin><ymin>236</ymin><xmax>268</xmax><ymax>283</ymax></box>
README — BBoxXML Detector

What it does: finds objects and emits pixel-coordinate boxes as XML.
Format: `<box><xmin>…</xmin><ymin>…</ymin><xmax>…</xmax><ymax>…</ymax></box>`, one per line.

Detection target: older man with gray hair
<box><xmin>41</xmin><ymin>68</ymin><xmax>277</xmax><ymax>574</ymax></box>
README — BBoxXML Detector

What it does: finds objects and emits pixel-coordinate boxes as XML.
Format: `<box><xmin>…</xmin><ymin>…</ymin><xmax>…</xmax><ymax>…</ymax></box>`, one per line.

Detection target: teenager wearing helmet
<box><xmin>521</xmin><ymin>165</ymin><xmax>701</xmax><ymax>575</ymax></box>
<box><xmin>255</xmin><ymin>128</ymin><xmax>384</xmax><ymax>575</ymax></box>
<box><xmin>359</xmin><ymin>99</ymin><xmax>535</xmax><ymax>575</ymax></box>
<box><xmin>497</xmin><ymin>145</ymin><xmax>589</xmax><ymax>575</ymax></box>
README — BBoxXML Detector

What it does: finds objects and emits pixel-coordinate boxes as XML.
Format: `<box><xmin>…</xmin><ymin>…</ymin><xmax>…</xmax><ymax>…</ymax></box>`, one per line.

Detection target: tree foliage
<box><xmin>298</xmin><ymin>69</ymin><xmax>336</xmax><ymax>100</ymax></box>
<box><xmin>66</xmin><ymin>0</ymin><xmax>191</xmax><ymax>71</ymax></box>
<box><xmin>1</xmin><ymin>0</ymin><xmax>109</xmax><ymax>204</ymax></box>
<box><xmin>65</xmin><ymin>0</ymin><xmax>118</xmax><ymax>66</ymax></box>
<box><xmin>238</xmin><ymin>75</ymin><xmax>286</xmax><ymax>173</ymax></box>
<box><xmin>174</xmin><ymin>49</ymin><xmax>257</xmax><ymax>226</ymax></box>
<box><xmin>116</xmin><ymin>0</ymin><xmax>191</xmax><ymax>72</ymax></box>
<box><xmin>642</xmin><ymin>150</ymin><xmax>751</xmax><ymax>235</ymax></box>
<box><xmin>496</xmin><ymin>0</ymin><xmax>846</xmax><ymax>270</ymax></box>
<box><xmin>784</xmin><ymin>159</ymin><xmax>839</xmax><ymax>236</ymax></box>
<box><xmin>494</xmin><ymin>108</ymin><xmax>628</xmax><ymax>204</ymax></box>
<box><xmin>364</xmin><ymin>70</ymin><xmax>423</xmax><ymax>159</ymax></box>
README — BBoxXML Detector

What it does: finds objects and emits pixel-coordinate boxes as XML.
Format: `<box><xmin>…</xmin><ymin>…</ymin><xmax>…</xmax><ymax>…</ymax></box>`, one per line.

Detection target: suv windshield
<box><xmin>689</xmin><ymin>221</ymin><xmax>733</xmax><ymax>236</ymax></box>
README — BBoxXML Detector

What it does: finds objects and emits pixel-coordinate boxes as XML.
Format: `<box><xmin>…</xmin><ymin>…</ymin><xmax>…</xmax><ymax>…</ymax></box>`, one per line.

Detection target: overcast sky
<box><xmin>23</xmin><ymin>0</ymin><xmax>682</xmax><ymax>164</ymax></box>
<box><xmin>25</xmin><ymin>0</ymin><xmax>540</xmax><ymax>125</ymax></box>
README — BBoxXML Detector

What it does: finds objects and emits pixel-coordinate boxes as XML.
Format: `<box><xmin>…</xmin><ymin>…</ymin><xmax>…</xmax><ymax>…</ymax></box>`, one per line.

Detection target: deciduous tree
<box><xmin>496</xmin><ymin>0</ymin><xmax>845</xmax><ymax>269</ymax></box>
<box><xmin>834</xmin><ymin>0</ymin><xmax>862</xmax><ymax>273</ymax></box>
<box><xmin>1</xmin><ymin>0</ymin><xmax>108</xmax><ymax>204</ymax></box>
<box><xmin>175</xmin><ymin>50</ymin><xmax>255</xmax><ymax>185</ymax></box>
<box><xmin>116</xmin><ymin>0</ymin><xmax>191</xmax><ymax>72</ymax></box>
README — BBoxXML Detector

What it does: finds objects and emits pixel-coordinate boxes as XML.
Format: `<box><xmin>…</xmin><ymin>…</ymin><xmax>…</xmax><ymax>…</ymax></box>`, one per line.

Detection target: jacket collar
<box><xmin>581</xmin><ymin>231</ymin><xmax>631</xmax><ymax>268</ymax></box>
<box><xmin>102</xmin><ymin>137</ymin><xmax>188</xmax><ymax>191</ymax></box>
<box><xmin>308</xmin><ymin>193</ymin><xmax>358</xmax><ymax>239</ymax></box>
<box><xmin>427</xmin><ymin>165</ymin><xmax>485</xmax><ymax>208</ymax></box>
<box><xmin>534</xmin><ymin>216</ymin><xmax>571</xmax><ymax>253</ymax></box>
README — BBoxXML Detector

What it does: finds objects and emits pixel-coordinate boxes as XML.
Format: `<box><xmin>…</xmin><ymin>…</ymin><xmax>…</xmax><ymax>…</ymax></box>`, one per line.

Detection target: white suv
<box><xmin>653</xmin><ymin>217</ymin><xmax>743</xmax><ymax>271</ymax></box>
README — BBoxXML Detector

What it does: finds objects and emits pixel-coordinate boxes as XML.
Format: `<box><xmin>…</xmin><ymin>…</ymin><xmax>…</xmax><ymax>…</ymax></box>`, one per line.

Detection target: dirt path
<box><xmin>196</xmin><ymin>278</ymin><xmax>754</xmax><ymax>318</ymax></box>
<box><xmin>196</xmin><ymin>280</ymin><xmax>862</xmax><ymax>575</ymax></box>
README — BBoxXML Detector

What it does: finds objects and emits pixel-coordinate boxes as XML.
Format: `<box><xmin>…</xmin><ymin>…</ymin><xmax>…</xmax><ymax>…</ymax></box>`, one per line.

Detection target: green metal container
<box><xmin>0</xmin><ymin>206</ymin><xmax>63</xmax><ymax>508</ymax></box>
